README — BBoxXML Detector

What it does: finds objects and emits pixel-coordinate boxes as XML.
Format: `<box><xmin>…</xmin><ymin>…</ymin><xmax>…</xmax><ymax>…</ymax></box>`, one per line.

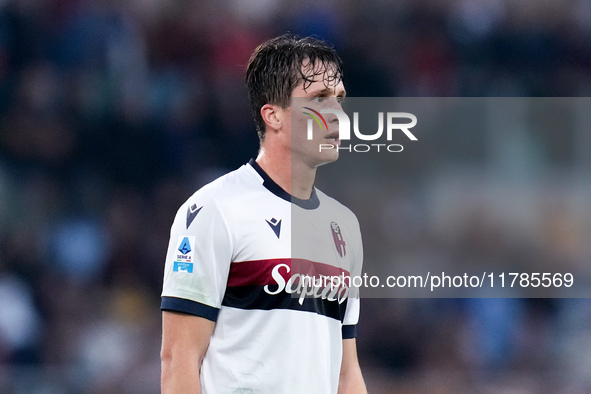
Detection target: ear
<box><xmin>260</xmin><ymin>104</ymin><xmax>283</xmax><ymax>133</ymax></box>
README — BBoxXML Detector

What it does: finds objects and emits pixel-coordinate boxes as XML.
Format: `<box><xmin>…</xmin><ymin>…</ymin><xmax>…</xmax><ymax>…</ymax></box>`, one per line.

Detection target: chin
<box><xmin>316</xmin><ymin>151</ymin><xmax>339</xmax><ymax>167</ymax></box>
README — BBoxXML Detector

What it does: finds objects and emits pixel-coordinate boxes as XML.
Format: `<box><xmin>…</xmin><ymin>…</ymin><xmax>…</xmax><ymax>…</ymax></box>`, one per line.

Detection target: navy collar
<box><xmin>249</xmin><ymin>159</ymin><xmax>320</xmax><ymax>210</ymax></box>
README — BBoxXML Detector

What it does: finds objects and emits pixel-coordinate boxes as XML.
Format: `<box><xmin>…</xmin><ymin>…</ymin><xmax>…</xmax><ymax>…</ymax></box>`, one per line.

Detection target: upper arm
<box><xmin>161</xmin><ymin>311</ymin><xmax>215</xmax><ymax>393</ymax></box>
<box><xmin>160</xmin><ymin>193</ymin><xmax>232</xmax><ymax>392</ymax></box>
<box><xmin>339</xmin><ymin>213</ymin><xmax>366</xmax><ymax>393</ymax></box>
<box><xmin>161</xmin><ymin>310</ymin><xmax>215</xmax><ymax>363</ymax></box>
<box><xmin>342</xmin><ymin>213</ymin><xmax>363</xmax><ymax>338</ymax></box>
<box><xmin>340</xmin><ymin>338</ymin><xmax>360</xmax><ymax>372</ymax></box>
<box><xmin>338</xmin><ymin>338</ymin><xmax>367</xmax><ymax>394</ymax></box>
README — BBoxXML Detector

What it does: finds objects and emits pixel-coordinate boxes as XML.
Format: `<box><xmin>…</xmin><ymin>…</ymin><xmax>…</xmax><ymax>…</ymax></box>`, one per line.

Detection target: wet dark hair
<box><xmin>245</xmin><ymin>34</ymin><xmax>343</xmax><ymax>141</ymax></box>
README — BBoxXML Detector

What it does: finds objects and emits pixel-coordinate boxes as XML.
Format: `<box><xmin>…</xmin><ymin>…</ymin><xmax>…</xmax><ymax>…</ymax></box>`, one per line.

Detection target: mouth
<box><xmin>325</xmin><ymin>131</ymin><xmax>340</xmax><ymax>146</ymax></box>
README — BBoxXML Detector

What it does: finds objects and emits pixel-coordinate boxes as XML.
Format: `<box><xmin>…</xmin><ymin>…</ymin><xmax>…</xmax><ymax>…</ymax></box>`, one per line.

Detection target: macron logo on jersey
<box><xmin>173</xmin><ymin>236</ymin><xmax>195</xmax><ymax>273</ymax></box>
<box><xmin>186</xmin><ymin>204</ymin><xmax>203</xmax><ymax>229</ymax></box>
<box><xmin>266</xmin><ymin>218</ymin><xmax>282</xmax><ymax>239</ymax></box>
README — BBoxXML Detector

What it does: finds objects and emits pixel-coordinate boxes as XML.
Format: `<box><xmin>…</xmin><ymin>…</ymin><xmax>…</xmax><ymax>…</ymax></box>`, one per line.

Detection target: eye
<box><xmin>312</xmin><ymin>96</ymin><xmax>325</xmax><ymax>103</ymax></box>
<box><xmin>337</xmin><ymin>96</ymin><xmax>345</xmax><ymax>104</ymax></box>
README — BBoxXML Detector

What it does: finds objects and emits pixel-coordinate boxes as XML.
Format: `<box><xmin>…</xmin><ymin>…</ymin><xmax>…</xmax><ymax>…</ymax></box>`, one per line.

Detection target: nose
<box><xmin>324</xmin><ymin>98</ymin><xmax>343</xmax><ymax>120</ymax></box>
<box><xmin>328</xmin><ymin>97</ymin><xmax>343</xmax><ymax>111</ymax></box>
<box><xmin>319</xmin><ymin>107</ymin><xmax>348</xmax><ymax>130</ymax></box>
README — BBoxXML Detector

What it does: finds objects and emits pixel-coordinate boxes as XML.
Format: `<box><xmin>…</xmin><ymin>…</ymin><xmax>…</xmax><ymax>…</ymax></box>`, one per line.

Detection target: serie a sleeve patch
<box><xmin>172</xmin><ymin>236</ymin><xmax>196</xmax><ymax>274</ymax></box>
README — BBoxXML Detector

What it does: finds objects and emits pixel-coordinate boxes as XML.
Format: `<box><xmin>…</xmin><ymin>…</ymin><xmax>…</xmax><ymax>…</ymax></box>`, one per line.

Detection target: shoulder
<box><xmin>171</xmin><ymin>164</ymin><xmax>261</xmax><ymax>229</ymax></box>
<box><xmin>185</xmin><ymin>164</ymin><xmax>260</xmax><ymax>208</ymax></box>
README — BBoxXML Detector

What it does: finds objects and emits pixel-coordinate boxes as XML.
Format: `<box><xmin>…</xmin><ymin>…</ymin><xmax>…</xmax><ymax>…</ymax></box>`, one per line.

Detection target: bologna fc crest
<box><xmin>331</xmin><ymin>222</ymin><xmax>346</xmax><ymax>257</ymax></box>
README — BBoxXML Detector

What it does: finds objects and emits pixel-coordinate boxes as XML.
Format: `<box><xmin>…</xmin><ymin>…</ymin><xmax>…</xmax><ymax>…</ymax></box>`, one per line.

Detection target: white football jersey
<box><xmin>161</xmin><ymin>159</ymin><xmax>363</xmax><ymax>394</ymax></box>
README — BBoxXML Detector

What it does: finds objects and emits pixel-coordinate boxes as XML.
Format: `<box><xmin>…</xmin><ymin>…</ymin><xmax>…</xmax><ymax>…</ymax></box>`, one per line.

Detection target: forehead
<box><xmin>293</xmin><ymin>59</ymin><xmax>344</xmax><ymax>95</ymax></box>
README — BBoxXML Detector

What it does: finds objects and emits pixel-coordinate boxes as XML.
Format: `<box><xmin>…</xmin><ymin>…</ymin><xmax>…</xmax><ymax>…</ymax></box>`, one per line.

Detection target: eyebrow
<box><xmin>308</xmin><ymin>87</ymin><xmax>347</xmax><ymax>97</ymax></box>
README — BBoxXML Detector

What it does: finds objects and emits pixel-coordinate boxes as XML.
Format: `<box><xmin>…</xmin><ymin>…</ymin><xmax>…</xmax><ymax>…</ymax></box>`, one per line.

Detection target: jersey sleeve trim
<box><xmin>161</xmin><ymin>296</ymin><xmax>220</xmax><ymax>322</ymax></box>
<box><xmin>342</xmin><ymin>324</ymin><xmax>357</xmax><ymax>339</ymax></box>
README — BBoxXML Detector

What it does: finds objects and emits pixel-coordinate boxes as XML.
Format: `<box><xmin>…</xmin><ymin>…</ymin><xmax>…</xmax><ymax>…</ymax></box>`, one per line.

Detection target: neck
<box><xmin>256</xmin><ymin>149</ymin><xmax>316</xmax><ymax>200</ymax></box>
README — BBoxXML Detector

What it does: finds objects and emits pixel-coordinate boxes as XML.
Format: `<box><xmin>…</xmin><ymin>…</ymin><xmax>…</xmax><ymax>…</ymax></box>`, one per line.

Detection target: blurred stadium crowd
<box><xmin>0</xmin><ymin>0</ymin><xmax>590</xmax><ymax>392</ymax></box>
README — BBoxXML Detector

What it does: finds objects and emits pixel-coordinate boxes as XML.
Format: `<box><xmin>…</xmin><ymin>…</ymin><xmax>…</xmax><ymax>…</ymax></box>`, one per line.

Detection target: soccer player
<box><xmin>161</xmin><ymin>34</ymin><xmax>367</xmax><ymax>394</ymax></box>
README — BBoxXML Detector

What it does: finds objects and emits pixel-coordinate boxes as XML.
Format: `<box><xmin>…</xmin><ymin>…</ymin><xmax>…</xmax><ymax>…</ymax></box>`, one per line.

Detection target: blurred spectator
<box><xmin>0</xmin><ymin>0</ymin><xmax>590</xmax><ymax>392</ymax></box>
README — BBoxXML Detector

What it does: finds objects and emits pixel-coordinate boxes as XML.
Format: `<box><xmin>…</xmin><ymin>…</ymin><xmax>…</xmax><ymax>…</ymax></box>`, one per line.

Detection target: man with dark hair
<box><xmin>245</xmin><ymin>34</ymin><xmax>344</xmax><ymax>142</ymax></box>
<box><xmin>161</xmin><ymin>34</ymin><xmax>367</xmax><ymax>393</ymax></box>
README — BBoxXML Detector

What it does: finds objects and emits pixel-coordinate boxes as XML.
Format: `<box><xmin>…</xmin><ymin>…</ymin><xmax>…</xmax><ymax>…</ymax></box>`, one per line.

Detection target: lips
<box><xmin>324</xmin><ymin>131</ymin><xmax>341</xmax><ymax>148</ymax></box>
<box><xmin>324</xmin><ymin>131</ymin><xmax>340</xmax><ymax>147</ymax></box>
<box><xmin>325</xmin><ymin>131</ymin><xmax>340</xmax><ymax>141</ymax></box>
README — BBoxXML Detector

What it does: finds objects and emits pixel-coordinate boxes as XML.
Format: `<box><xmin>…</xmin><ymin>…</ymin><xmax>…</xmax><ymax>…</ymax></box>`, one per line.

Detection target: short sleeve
<box><xmin>161</xmin><ymin>194</ymin><xmax>233</xmax><ymax>322</ymax></box>
<box><xmin>342</xmin><ymin>215</ymin><xmax>363</xmax><ymax>339</ymax></box>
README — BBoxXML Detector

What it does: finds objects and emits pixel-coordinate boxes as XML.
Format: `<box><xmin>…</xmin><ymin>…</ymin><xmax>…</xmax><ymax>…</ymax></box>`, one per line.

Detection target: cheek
<box><xmin>290</xmin><ymin>115</ymin><xmax>309</xmax><ymax>140</ymax></box>
<box><xmin>291</xmin><ymin>113</ymin><xmax>306</xmax><ymax>129</ymax></box>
